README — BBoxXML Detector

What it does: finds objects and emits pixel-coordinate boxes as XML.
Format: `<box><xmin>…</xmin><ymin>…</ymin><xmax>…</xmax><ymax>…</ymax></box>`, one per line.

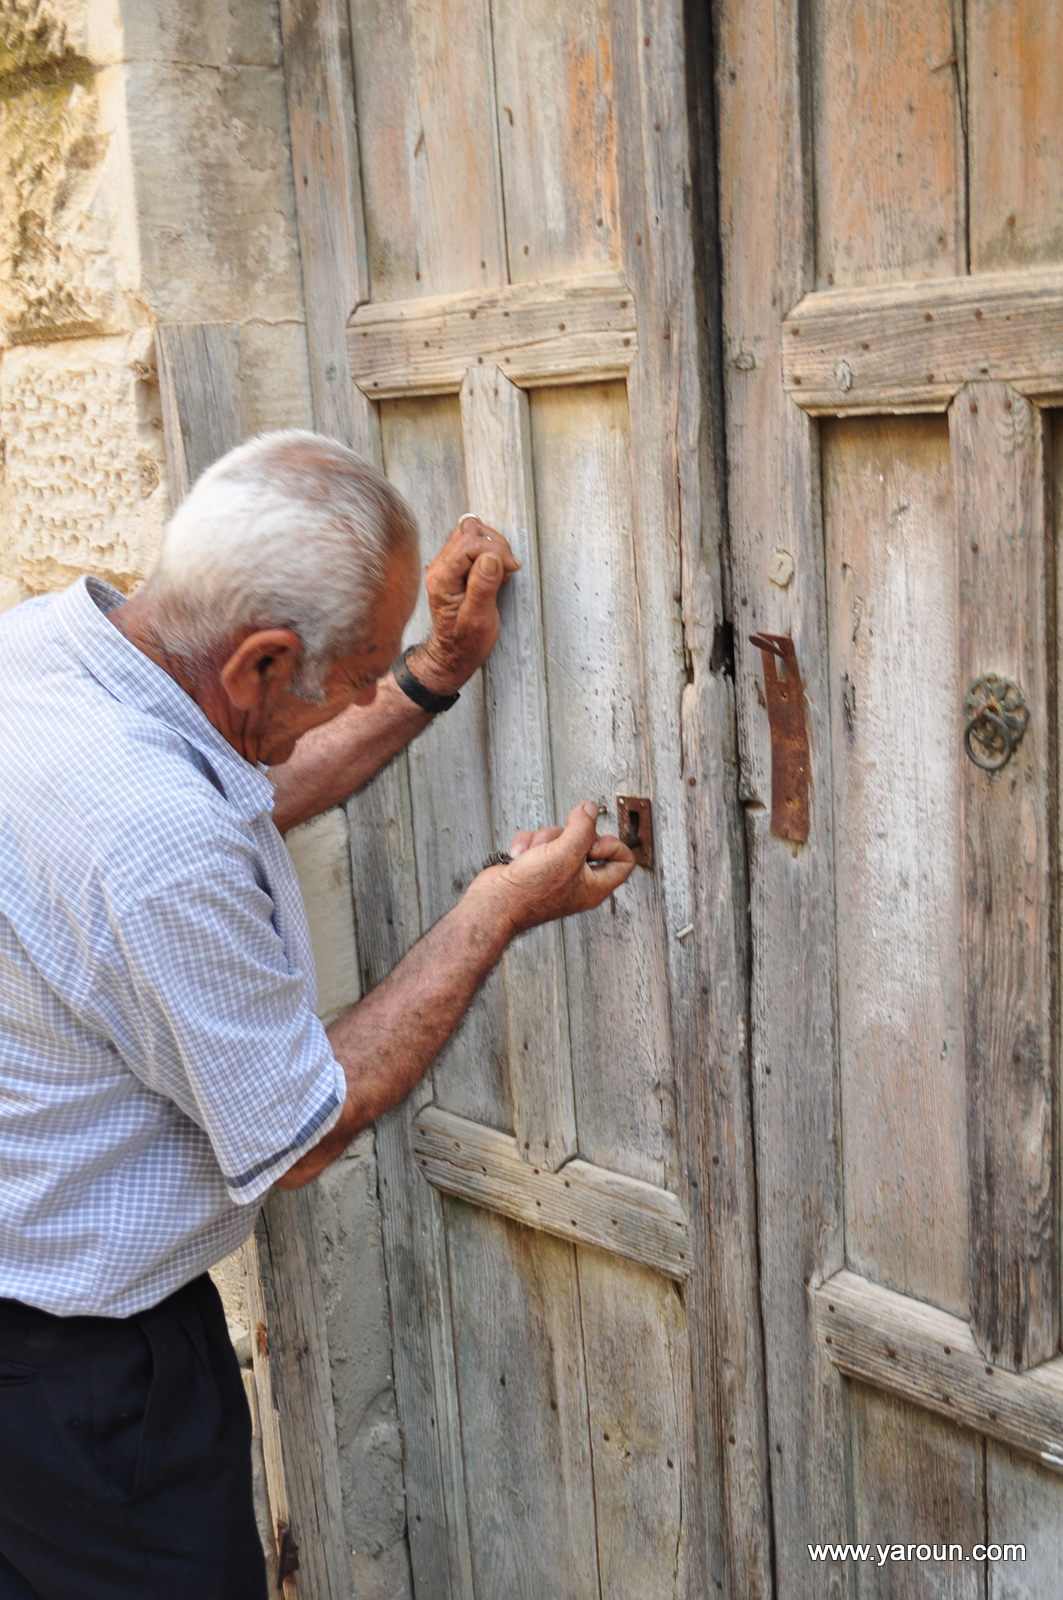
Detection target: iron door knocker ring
<box><xmin>962</xmin><ymin>673</ymin><xmax>1029</xmax><ymax>773</ymax></box>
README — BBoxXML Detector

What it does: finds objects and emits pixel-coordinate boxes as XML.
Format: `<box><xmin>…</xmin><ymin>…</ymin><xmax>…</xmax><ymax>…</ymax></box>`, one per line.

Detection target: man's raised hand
<box><xmin>406</xmin><ymin>515</ymin><xmax>520</xmax><ymax>696</ymax></box>
<box><xmin>474</xmin><ymin>801</ymin><xmax>636</xmax><ymax>937</ymax></box>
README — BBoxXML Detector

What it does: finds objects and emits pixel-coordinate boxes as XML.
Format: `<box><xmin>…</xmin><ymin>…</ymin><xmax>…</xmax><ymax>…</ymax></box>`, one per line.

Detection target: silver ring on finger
<box><xmin>458</xmin><ymin>511</ymin><xmax>492</xmax><ymax>539</ymax></box>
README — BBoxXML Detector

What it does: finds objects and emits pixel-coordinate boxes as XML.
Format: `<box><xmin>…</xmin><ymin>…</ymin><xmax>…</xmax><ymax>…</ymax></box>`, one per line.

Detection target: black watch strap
<box><xmin>392</xmin><ymin>646</ymin><xmax>460</xmax><ymax>714</ymax></box>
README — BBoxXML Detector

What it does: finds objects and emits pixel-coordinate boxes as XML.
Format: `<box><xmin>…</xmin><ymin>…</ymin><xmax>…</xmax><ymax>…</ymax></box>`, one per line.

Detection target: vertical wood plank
<box><xmin>577</xmin><ymin>1250</ymin><xmax>694</xmax><ymax>1599</ymax></box>
<box><xmin>850</xmin><ymin>1384</ymin><xmax>984</xmax><ymax>1600</ymax></box>
<box><xmin>987</xmin><ymin>1442</ymin><xmax>1063</xmax><ymax>1597</ymax></box>
<box><xmin>967</xmin><ymin>1</ymin><xmax>1063</xmax><ymax>272</ymax></box>
<box><xmin>528</xmin><ymin>381</ymin><xmax>673</xmax><ymax>1189</ymax></box>
<box><xmin>379</xmin><ymin>395</ymin><xmax>512</xmax><ymax>1132</ymax></box>
<box><xmin>242</xmin><ymin>1230</ymin><xmax>293</xmax><ymax>1598</ymax></box>
<box><xmin>256</xmin><ymin>1188</ymin><xmax>351</xmax><ymax>1600</ymax></box>
<box><xmin>683</xmin><ymin>678</ymin><xmax>773</xmax><ymax>1600</ymax></box>
<box><xmin>154</xmin><ymin>322</ymin><xmax>242</xmax><ymax>504</ymax></box>
<box><xmin>346</xmin><ymin>758</ymin><xmax>474</xmax><ymax>1600</ymax></box>
<box><xmin>613</xmin><ymin>0</ymin><xmax>772</xmax><ymax>1591</ymax></box>
<box><xmin>490</xmin><ymin>0</ymin><xmax>619</xmax><ymax>282</ymax></box>
<box><xmin>809</xmin><ymin>0</ymin><xmax>964</xmax><ymax>289</ymax></box>
<box><xmin>444</xmin><ymin>1201</ymin><xmax>601</xmax><ymax>1600</ymax></box>
<box><xmin>279</xmin><ymin>0</ymin><xmax>367</xmax><ymax>443</ymax></box>
<box><xmin>822</xmin><ymin>416</ymin><xmax>970</xmax><ymax>1317</ymax></box>
<box><xmin>347</xmin><ymin>0</ymin><xmax>506</xmax><ymax>301</ymax></box>
<box><xmin>460</xmin><ymin>365</ymin><xmax>577</xmax><ymax>1172</ymax></box>
<box><xmin>715</xmin><ymin>0</ymin><xmax>851</xmax><ymax>1591</ymax></box>
<box><xmin>950</xmin><ymin>382</ymin><xmax>1055</xmax><ymax>1372</ymax></box>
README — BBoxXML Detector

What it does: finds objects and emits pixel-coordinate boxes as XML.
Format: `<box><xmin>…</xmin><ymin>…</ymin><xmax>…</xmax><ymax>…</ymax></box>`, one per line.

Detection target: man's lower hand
<box><xmin>472</xmin><ymin>801</ymin><xmax>636</xmax><ymax>937</ymax></box>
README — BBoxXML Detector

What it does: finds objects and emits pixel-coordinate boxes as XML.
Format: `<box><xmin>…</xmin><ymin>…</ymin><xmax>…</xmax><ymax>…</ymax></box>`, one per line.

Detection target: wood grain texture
<box><xmin>822</xmin><ymin>416</ymin><xmax>969</xmax><ymax>1315</ymax></box>
<box><xmin>284</xmin><ymin>807</ymin><xmax>361</xmax><ymax>1026</ymax></box>
<box><xmin>950</xmin><ymin>384</ymin><xmax>1055</xmax><ymax>1371</ymax></box>
<box><xmin>491</xmin><ymin>0</ymin><xmax>619</xmax><ymax>281</ymax></box>
<box><xmin>346</xmin><ymin>758</ymin><xmax>474</xmax><ymax>1599</ymax></box>
<box><xmin>378</xmin><ymin>394</ymin><xmax>511</xmax><ymax>1132</ymax></box>
<box><xmin>347</xmin><ymin>0</ymin><xmax>505</xmax><ymax>300</ymax></box>
<box><xmin>849</xmin><ymin>1382</ymin><xmax>984</xmax><ymax>1600</ymax></box>
<box><xmin>154</xmin><ymin>322</ymin><xmax>242</xmax><ymax>504</ymax></box>
<box><xmin>782</xmin><ymin>269</ymin><xmax>1063</xmax><ymax>414</ymax></box>
<box><xmin>279</xmin><ymin>0</ymin><xmax>365</xmax><ymax>443</ymax></box>
<box><xmin>986</xmin><ymin>1443</ymin><xmax>1063</xmax><ymax>1596</ymax></box>
<box><xmin>578</xmin><ymin>1250</ymin><xmax>694</xmax><ymax>1598</ymax></box>
<box><xmin>715</xmin><ymin>0</ymin><xmax>850</xmax><ymax>1589</ymax></box>
<box><xmin>530</xmin><ymin>382</ymin><xmax>674</xmax><ymax>1189</ymax></box>
<box><xmin>444</xmin><ymin>1200</ymin><xmax>601</xmax><ymax>1600</ymax></box>
<box><xmin>967</xmin><ymin>0</ymin><xmax>1063</xmax><ymax>273</ymax></box>
<box><xmin>256</xmin><ymin>1188</ymin><xmax>351</xmax><ymax>1600</ymax></box>
<box><xmin>348</xmin><ymin>272</ymin><xmax>636</xmax><ymax>398</ymax></box>
<box><xmin>613</xmin><ymin>2</ymin><xmax>772</xmax><ymax>1588</ymax></box>
<box><xmin>411</xmin><ymin>1105</ymin><xmax>691</xmax><ymax>1279</ymax></box>
<box><xmin>816</xmin><ymin>1270</ymin><xmax>1063</xmax><ymax>1473</ymax></box>
<box><xmin>242</xmin><ymin>1230</ymin><xmax>293</xmax><ymax>1597</ymax></box>
<box><xmin>460</xmin><ymin>367</ymin><xmax>576</xmax><ymax>1171</ymax></box>
<box><xmin>810</xmin><ymin>0</ymin><xmax>964</xmax><ymax>289</ymax></box>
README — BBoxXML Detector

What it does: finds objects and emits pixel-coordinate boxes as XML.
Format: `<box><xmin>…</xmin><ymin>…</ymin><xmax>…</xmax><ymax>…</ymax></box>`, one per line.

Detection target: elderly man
<box><xmin>0</xmin><ymin>431</ymin><xmax>633</xmax><ymax>1599</ymax></box>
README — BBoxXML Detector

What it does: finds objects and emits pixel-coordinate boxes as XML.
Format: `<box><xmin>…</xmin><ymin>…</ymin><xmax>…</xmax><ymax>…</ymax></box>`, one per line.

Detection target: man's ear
<box><xmin>219</xmin><ymin>629</ymin><xmax>303</xmax><ymax>712</ymax></box>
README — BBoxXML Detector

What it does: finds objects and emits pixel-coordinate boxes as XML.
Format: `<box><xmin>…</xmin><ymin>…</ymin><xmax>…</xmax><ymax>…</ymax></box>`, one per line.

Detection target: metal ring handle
<box><xmin>963</xmin><ymin>708</ymin><xmax>1016</xmax><ymax>772</ymax></box>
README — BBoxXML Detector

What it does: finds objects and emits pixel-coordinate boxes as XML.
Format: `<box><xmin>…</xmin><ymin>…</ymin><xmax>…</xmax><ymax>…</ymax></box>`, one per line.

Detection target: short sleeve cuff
<box><xmin>222</xmin><ymin>1055</ymin><xmax>347</xmax><ymax>1205</ymax></box>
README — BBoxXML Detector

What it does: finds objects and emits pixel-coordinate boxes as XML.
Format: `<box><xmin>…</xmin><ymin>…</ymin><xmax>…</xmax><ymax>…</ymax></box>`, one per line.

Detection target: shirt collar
<box><xmin>54</xmin><ymin>576</ymin><xmax>276</xmax><ymax>822</ymax></box>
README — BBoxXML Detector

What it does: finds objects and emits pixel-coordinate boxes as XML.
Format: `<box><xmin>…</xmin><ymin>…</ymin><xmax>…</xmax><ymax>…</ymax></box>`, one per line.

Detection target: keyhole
<box><xmin>627</xmin><ymin>808</ymin><xmax>641</xmax><ymax>848</ymax></box>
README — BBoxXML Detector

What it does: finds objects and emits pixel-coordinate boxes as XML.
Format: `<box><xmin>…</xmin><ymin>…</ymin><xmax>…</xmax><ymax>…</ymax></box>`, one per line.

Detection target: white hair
<box><xmin>144</xmin><ymin>430</ymin><xmax>418</xmax><ymax>698</ymax></box>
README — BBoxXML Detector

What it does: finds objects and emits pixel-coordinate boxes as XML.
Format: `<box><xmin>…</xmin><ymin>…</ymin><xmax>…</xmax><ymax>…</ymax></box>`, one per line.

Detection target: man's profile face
<box><xmin>257</xmin><ymin>542</ymin><xmax>420</xmax><ymax>766</ymax></box>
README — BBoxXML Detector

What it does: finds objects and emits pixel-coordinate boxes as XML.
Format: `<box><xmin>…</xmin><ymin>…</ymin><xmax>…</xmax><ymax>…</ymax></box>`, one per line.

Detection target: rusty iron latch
<box><xmin>276</xmin><ymin>1522</ymin><xmax>300</xmax><ymax>1588</ymax></box>
<box><xmin>748</xmin><ymin>633</ymin><xmax>810</xmax><ymax>844</ymax></box>
<box><xmin>616</xmin><ymin>795</ymin><xmax>653</xmax><ymax>867</ymax></box>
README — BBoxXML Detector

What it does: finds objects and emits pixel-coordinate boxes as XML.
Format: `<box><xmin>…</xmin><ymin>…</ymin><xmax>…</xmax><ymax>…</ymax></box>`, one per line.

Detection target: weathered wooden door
<box><xmin>718</xmin><ymin>0</ymin><xmax>1063</xmax><ymax>1592</ymax></box>
<box><xmin>278</xmin><ymin>1</ymin><xmax>769</xmax><ymax>1597</ymax></box>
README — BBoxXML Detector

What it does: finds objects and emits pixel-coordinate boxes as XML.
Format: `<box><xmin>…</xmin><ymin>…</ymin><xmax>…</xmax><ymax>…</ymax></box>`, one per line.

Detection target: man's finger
<box><xmin>580</xmin><ymin>856</ymin><xmax>635</xmax><ymax>899</ymax></box>
<box><xmin>462</xmin><ymin>550</ymin><xmax>506</xmax><ymax>605</ymax></box>
<box><xmin>553</xmin><ymin>800</ymin><xmax>602</xmax><ymax>864</ymax></box>
<box><xmin>587</xmin><ymin>833</ymin><xmax>634</xmax><ymax>863</ymax></box>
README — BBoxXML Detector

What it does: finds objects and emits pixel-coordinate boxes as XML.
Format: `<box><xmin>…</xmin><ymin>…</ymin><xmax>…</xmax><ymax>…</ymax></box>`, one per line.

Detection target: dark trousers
<box><xmin>0</xmin><ymin>1273</ymin><xmax>267</xmax><ymax>1599</ymax></box>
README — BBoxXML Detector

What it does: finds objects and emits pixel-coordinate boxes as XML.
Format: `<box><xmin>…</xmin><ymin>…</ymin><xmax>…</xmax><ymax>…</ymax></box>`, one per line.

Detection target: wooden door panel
<box><xmin>283</xmin><ymin>0</ymin><xmax>770</xmax><ymax>1591</ymax></box>
<box><xmin>851</xmin><ymin>1384</ymin><xmax>984</xmax><ymax>1600</ymax></box>
<box><xmin>720</xmin><ymin>0</ymin><xmax>1063</xmax><ymax>1588</ymax></box>
<box><xmin>987</xmin><ymin>1444</ymin><xmax>1062</xmax><ymax>1598</ymax></box>
<box><xmin>377</xmin><ymin>396</ymin><xmax>514</xmax><ymax>1134</ymax></box>
<box><xmin>578</xmin><ymin>1248</ymin><xmax>694</xmax><ymax>1598</ymax></box>
<box><xmin>823</xmin><ymin>415</ymin><xmax>969</xmax><ymax>1316</ymax></box>
<box><xmin>347</xmin><ymin>0</ymin><xmax>506</xmax><ymax>299</ymax></box>
<box><xmin>809</xmin><ymin>0</ymin><xmax>964</xmax><ymax>289</ymax></box>
<box><xmin>490</xmin><ymin>0</ymin><xmax>619</xmax><ymax>281</ymax></box>
<box><xmin>445</xmin><ymin>1201</ymin><xmax>600</xmax><ymax>1600</ymax></box>
<box><xmin>967</xmin><ymin>0</ymin><xmax>1063</xmax><ymax>272</ymax></box>
<box><xmin>530</xmin><ymin>382</ymin><xmax>676</xmax><ymax>1187</ymax></box>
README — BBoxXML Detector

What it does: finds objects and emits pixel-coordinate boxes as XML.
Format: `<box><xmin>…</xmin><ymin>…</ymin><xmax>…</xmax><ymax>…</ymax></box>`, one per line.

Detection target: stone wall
<box><xmin>0</xmin><ymin>4</ymin><xmax>410</xmax><ymax>1595</ymax></box>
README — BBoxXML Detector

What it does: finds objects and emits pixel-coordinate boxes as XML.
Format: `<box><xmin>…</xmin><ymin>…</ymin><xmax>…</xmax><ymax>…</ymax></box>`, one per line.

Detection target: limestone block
<box><xmin>0</xmin><ymin>1</ymin><xmax>137</xmax><ymax>344</ymax></box>
<box><xmin>285</xmin><ymin>807</ymin><xmax>361</xmax><ymax>1027</ymax></box>
<box><xmin>117</xmin><ymin>0</ymin><xmax>282</xmax><ymax>71</ymax></box>
<box><xmin>123</xmin><ymin>58</ymin><xmax>304</xmax><ymax>325</ymax></box>
<box><xmin>0</xmin><ymin>330</ymin><xmax>167</xmax><ymax>591</ymax></box>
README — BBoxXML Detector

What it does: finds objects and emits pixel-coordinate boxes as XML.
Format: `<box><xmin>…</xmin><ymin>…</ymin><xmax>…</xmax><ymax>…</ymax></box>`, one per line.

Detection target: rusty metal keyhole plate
<box><xmin>617</xmin><ymin>795</ymin><xmax>653</xmax><ymax>867</ymax></box>
<box><xmin>963</xmin><ymin>673</ymin><xmax>1029</xmax><ymax>772</ymax></box>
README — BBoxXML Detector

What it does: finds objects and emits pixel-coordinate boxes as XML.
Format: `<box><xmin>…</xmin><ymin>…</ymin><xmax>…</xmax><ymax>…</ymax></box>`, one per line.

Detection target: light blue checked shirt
<box><xmin>0</xmin><ymin>577</ymin><xmax>346</xmax><ymax>1316</ymax></box>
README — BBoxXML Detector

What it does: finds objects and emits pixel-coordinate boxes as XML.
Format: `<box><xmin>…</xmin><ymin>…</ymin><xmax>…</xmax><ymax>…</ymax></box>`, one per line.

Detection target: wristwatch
<box><xmin>391</xmin><ymin>645</ymin><xmax>460</xmax><ymax>714</ymax></box>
